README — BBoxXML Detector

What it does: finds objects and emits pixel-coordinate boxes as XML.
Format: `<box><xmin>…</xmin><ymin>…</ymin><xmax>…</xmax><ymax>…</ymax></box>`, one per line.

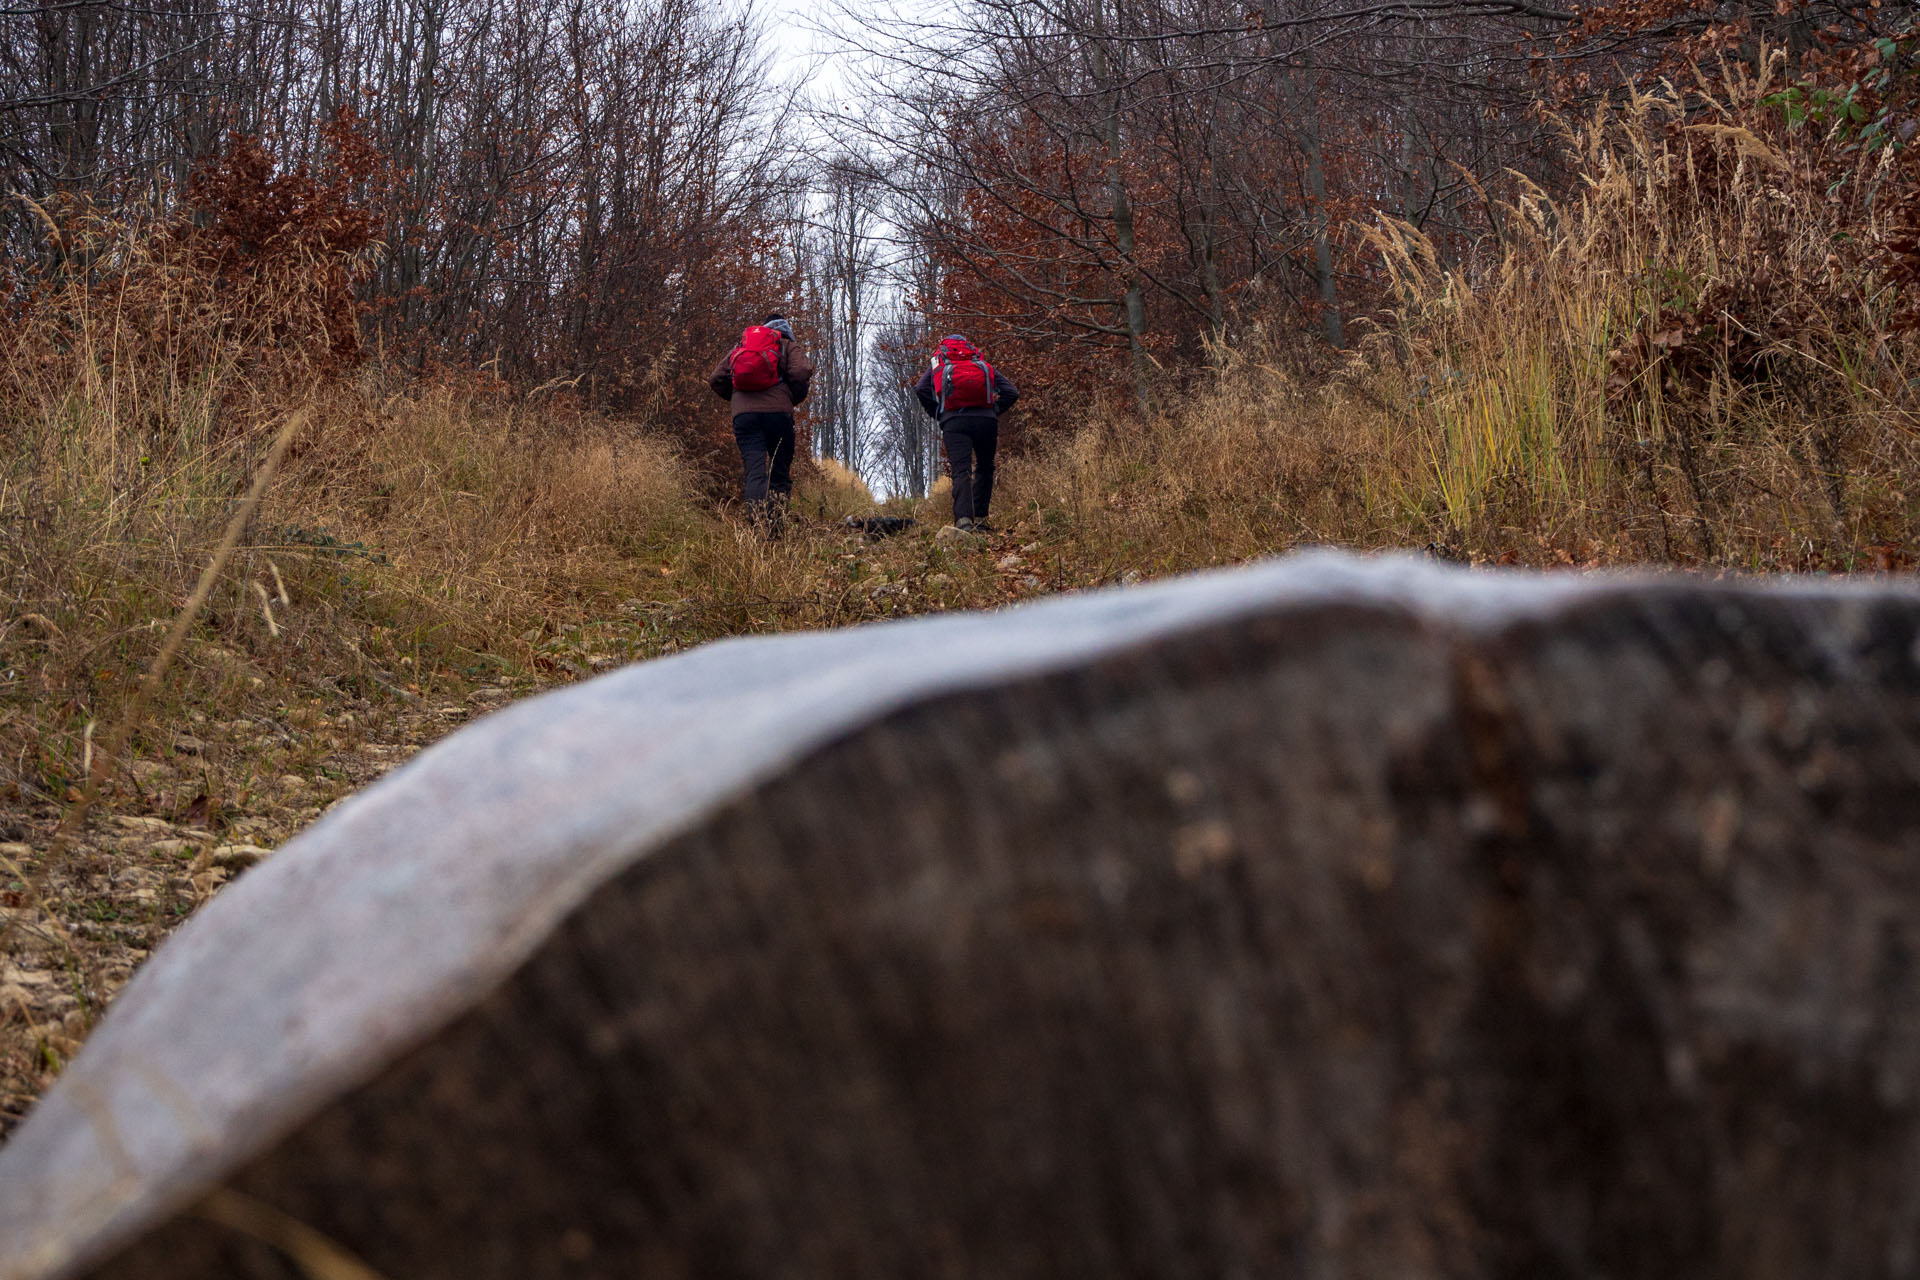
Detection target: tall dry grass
<box><xmin>8</xmin><ymin>58</ymin><xmax>1918</xmax><ymax>806</ymax></box>
<box><xmin>0</xmin><ymin>202</ymin><xmax>702</xmax><ymax>806</ymax></box>
<box><xmin>282</xmin><ymin>379</ymin><xmax>700</xmax><ymax>650</ymax></box>
<box><xmin>1373</xmin><ymin>61</ymin><xmax>1919</xmax><ymax>566</ymax></box>
<box><xmin>1011</xmin><ymin>62</ymin><xmax>1920</xmax><ymax>572</ymax></box>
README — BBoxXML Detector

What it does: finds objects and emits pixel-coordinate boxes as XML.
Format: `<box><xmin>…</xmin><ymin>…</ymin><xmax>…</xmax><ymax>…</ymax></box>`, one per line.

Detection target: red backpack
<box><xmin>935</xmin><ymin>338</ymin><xmax>994</xmax><ymax>412</ymax></box>
<box><xmin>730</xmin><ymin>326</ymin><xmax>783</xmax><ymax>392</ymax></box>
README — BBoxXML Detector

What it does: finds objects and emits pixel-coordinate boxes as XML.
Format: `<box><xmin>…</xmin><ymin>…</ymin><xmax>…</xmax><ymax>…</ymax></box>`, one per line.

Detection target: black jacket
<box><xmin>915</xmin><ymin>362</ymin><xmax>1019</xmax><ymax>427</ymax></box>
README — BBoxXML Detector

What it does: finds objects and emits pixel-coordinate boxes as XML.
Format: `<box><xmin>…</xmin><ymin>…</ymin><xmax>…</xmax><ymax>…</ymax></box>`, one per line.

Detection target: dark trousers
<box><xmin>733</xmin><ymin>412</ymin><xmax>795</xmax><ymax>504</ymax></box>
<box><xmin>943</xmin><ymin>416</ymin><xmax>998</xmax><ymax>521</ymax></box>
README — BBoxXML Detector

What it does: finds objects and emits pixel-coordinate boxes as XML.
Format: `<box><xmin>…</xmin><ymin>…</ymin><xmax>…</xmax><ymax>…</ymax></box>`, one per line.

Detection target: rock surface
<box><xmin>4</xmin><ymin>551</ymin><xmax>1920</xmax><ymax>1279</ymax></box>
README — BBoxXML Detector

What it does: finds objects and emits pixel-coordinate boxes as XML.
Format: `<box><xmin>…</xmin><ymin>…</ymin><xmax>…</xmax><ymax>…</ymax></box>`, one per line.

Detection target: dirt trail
<box><xmin>0</xmin><ymin>679</ymin><xmax>538</xmax><ymax>1138</ymax></box>
<box><xmin>0</xmin><ymin>515</ymin><xmax>1089</xmax><ymax>1138</ymax></box>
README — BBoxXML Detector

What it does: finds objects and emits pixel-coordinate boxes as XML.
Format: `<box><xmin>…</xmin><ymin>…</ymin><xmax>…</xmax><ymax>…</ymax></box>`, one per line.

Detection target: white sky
<box><xmin>765</xmin><ymin>4</ymin><xmax>863</xmax><ymax>113</ymax></box>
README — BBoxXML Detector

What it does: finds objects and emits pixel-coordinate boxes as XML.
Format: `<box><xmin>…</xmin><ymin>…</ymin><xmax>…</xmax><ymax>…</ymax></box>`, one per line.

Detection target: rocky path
<box><xmin>0</xmin><ymin>679</ymin><xmax>538</xmax><ymax>1138</ymax></box>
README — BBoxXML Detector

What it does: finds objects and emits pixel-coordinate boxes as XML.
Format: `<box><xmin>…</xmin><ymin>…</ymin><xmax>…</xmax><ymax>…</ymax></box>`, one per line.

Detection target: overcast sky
<box><xmin>766</xmin><ymin>6</ymin><xmax>861</xmax><ymax>115</ymax></box>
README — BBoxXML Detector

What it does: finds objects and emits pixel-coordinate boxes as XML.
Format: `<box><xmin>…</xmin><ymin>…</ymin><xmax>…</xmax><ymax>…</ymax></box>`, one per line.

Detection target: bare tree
<box><xmin>804</xmin><ymin>155</ymin><xmax>883</xmax><ymax>469</ymax></box>
<box><xmin>1</xmin><ymin>0</ymin><xmax>800</xmax><ymax>473</ymax></box>
<box><xmin>868</xmin><ymin>302</ymin><xmax>942</xmax><ymax>496</ymax></box>
<box><xmin>812</xmin><ymin>0</ymin><xmax>1727</xmax><ymax>414</ymax></box>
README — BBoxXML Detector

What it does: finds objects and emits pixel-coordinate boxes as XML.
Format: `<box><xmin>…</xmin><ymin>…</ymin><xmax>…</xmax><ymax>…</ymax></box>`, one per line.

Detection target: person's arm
<box><xmin>914</xmin><ymin>367</ymin><xmax>939</xmax><ymax>418</ymax></box>
<box><xmin>992</xmin><ymin>367</ymin><xmax>1019</xmax><ymax>415</ymax></box>
<box><xmin>708</xmin><ymin>353</ymin><xmax>734</xmax><ymax>402</ymax></box>
<box><xmin>783</xmin><ymin>342</ymin><xmax>816</xmax><ymax>406</ymax></box>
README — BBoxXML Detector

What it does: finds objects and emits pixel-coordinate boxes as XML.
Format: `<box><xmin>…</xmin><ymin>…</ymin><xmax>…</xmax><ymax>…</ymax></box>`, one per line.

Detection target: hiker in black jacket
<box><xmin>915</xmin><ymin>334</ymin><xmax>1018</xmax><ymax>533</ymax></box>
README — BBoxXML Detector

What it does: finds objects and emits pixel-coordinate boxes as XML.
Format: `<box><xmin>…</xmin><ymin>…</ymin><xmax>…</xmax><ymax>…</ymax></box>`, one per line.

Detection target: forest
<box><xmin>0</xmin><ymin>0</ymin><xmax>1917</xmax><ymax>1123</ymax></box>
<box><xmin>4</xmin><ymin>0</ymin><xmax>1914</xmax><ymax>494</ymax></box>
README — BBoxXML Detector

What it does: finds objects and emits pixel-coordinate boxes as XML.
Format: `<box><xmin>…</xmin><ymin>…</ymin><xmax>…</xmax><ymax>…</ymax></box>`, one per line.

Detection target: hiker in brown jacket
<box><xmin>708</xmin><ymin>313</ymin><xmax>816</xmax><ymax>524</ymax></box>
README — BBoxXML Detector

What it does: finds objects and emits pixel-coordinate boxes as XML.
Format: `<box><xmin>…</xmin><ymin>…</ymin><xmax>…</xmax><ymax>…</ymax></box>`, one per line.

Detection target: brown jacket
<box><xmin>709</xmin><ymin>336</ymin><xmax>815</xmax><ymax>415</ymax></box>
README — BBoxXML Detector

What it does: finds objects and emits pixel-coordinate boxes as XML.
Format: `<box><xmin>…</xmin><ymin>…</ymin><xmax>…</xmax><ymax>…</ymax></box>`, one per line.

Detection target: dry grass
<box><xmin>0</xmin><ymin>368</ymin><xmax>704</xmax><ymax>805</ymax></box>
<box><xmin>994</xmin><ymin>70</ymin><xmax>1919</xmax><ymax>573</ymax></box>
<box><xmin>1365</xmin><ymin>65</ymin><xmax>1920</xmax><ymax>566</ymax></box>
<box><xmin>993</xmin><ymin>372</ymin><xmax>1395</xmax><ymax>577</ymax></box>
<box><xmin>11</xmin><ymin>67</ymin><xmax>1919</xmax><ymax>820</ymax></box>
<box><xmin>284</xmin><ymin>378</ymin><xmax>703</xmax><ymax>647</ymax></box>
<box><xmin>5</xmin><ymin>61</ymin><xmax>1920</xmax><ymax>1136</ymax></box>
<box><xmin>0</xmin><ymin>250</ymin><xmax>722</xmax><ymax>1118</ymax></box>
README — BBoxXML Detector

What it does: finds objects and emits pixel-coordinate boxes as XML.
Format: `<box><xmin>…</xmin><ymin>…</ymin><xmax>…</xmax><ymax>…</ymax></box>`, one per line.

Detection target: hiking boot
<box><xmin>955</xmin><ymin>517</ymin><xmax>976</xmax><ymax>533</ymax></box>
<box><xmin>971</xmin><ymin>518</ymin><xmax>993</xmax><ymax>534</ymax></box>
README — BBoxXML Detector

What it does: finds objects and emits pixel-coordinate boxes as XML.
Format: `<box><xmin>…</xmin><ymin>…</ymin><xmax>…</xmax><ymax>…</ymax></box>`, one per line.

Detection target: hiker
<box><xmin>915</xmin><ymin>334</ymin><xmax>1019</xmax><ymax>533</ymax></box>
<box><xmin>709</xmin><ymin>313</ymin><xmax>816</xmax><ymax>528</ymax></box>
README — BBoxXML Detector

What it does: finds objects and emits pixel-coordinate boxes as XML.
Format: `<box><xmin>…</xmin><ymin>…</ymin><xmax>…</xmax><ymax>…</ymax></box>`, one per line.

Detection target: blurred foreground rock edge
<box><xmin>6</xmin><ymin>554</ymin><xmax>1920</xmax><ymax>1280</ymax></box>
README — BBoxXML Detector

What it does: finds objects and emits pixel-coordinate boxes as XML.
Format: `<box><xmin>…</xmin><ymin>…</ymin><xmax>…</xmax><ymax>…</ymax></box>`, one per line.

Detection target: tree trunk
<box><xmin>1089</xmin><ymin>39</ymin><xmax>1153</xmax><ymax>415</ymax></box>
<box><xmin>1300</xmin><ymin>103</ymin><xmax>1343</xmax><ymax>350</ymax></box>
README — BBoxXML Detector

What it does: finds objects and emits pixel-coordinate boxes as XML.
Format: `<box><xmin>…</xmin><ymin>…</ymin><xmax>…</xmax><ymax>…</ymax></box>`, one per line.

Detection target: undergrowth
<box><xmin>4</xmin><ymin>62</ymin><xmax>1917</xmax><ymax>840</ymax></box>
<box><xmin>1003</xmin><ymin>61</ymin><xmax>1920</xmax><ymax>573</ymax></box>
<box><xmin>3</xmin><ymin>53</ymin><xmax>1920</xmax><ymax>1126</ymax></box>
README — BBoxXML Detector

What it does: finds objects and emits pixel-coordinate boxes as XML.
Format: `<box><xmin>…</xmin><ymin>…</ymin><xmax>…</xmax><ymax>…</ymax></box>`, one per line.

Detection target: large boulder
<box><xmin>4</xmin><ymin>551</ymin><xmax>1920</xmax><ymax>1279</ymax></box>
